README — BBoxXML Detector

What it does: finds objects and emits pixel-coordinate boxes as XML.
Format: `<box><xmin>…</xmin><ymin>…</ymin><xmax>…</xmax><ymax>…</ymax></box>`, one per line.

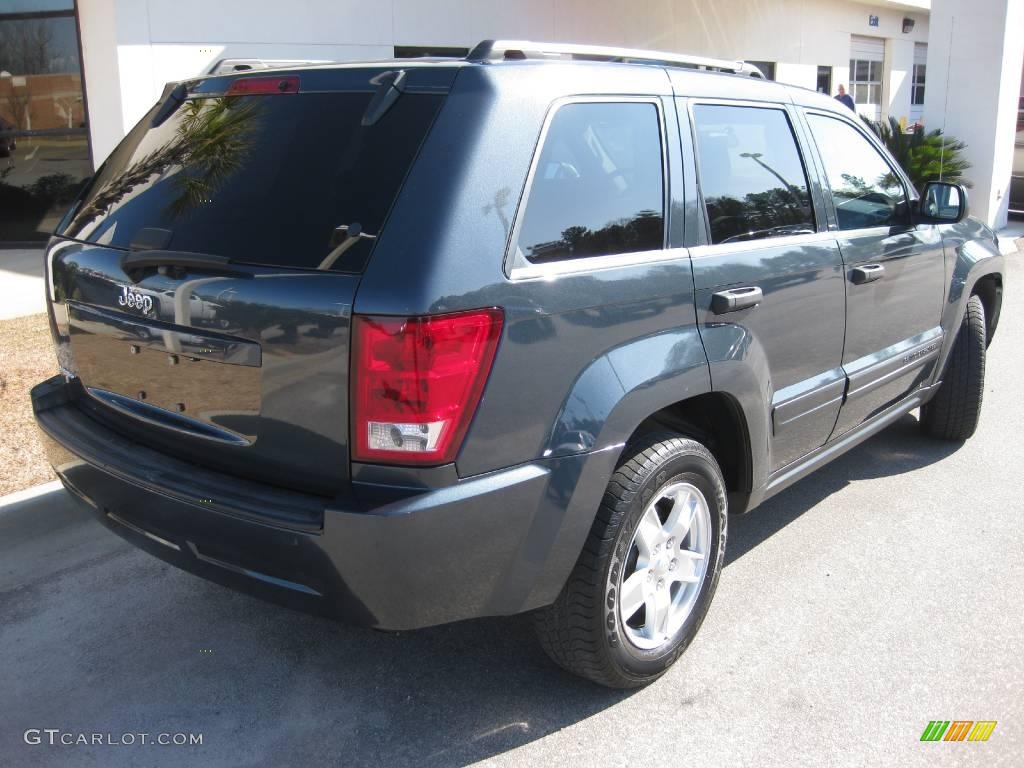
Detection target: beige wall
<box><xmin>924</xmin><ymin>0</ymin><xmax>1024</xmax><ymax>227</ymax></box>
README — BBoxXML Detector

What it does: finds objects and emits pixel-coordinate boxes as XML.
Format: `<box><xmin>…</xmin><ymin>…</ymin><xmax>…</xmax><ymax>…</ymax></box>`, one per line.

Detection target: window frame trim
<box><xmin>504</xmin><ymin>95</ymin><xmax>670</xmax><ymax>280</ymax></box>
<box><xmin>685</xmin><ymin>97</ymin><xmax>826</xmax><ymax>251</ymax></box>
<box><xmin>801</xmin><ymin>107</ymin><xmax>919</xmax><ymax>237</ymax></box>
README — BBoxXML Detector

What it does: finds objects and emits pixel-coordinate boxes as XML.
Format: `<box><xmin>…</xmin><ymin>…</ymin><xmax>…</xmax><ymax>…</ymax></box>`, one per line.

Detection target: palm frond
<box><xmin>862</xmin><ymin>115</ymin><xmax>971</xmax><ymax>193</ymax></box>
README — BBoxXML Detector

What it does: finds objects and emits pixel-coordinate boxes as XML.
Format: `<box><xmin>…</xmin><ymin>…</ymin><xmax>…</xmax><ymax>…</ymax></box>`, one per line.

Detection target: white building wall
<box><xmin>885</xmin><ymin>36</ymin><xmax>916</xmax><ymax>128</ymax></box>
<box><xmin>76</xmin><ymin>0</ymin><xmax>122</xmax><ymax>165</ymax></box>
<box><xmin>924</xmin><ymin>0</ymin><xmax>1024</xmax><ymax>227</ymax></box>
<box><xmin>78</xmin><ymin>0</ymin><xmax>931</xmax><ymax>166</ymax></box>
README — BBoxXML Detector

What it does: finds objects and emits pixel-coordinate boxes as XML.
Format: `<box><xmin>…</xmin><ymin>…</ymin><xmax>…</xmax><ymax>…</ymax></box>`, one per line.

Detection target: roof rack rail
<box><xmin>465</xmin><ymin>40</ymin><xmax>765</xmax><ymax>79</ymax></box>
<box><xmin>205</xmin><ymin>58</ymin><xmax>331</xmax><ymax>76</ymax></box>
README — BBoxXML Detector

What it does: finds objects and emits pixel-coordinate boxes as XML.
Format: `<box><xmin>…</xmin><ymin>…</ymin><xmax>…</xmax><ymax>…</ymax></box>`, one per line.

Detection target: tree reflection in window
<box><xmin>72</xmin><ymin>95</ymin><xmax>261</xmax><ymax>228</ymax></box>
<box><xmin>516</xmin><ymin>102</ymin><xmax>664</xmax><ymax>262</ymax></box>
<box><xmin>807</xmin><ymin>114</ymin><xmax>907</xmax><ymax>230</ymax></box>
<box><xmin>530</xmin><ymin>209</ymin><xmax>664</xmax><ymax>261</ymax></box>
<box><xmin>693</xmin><ymin>104</ymin><xmax>815</xmax><ymax>245</ymax></box>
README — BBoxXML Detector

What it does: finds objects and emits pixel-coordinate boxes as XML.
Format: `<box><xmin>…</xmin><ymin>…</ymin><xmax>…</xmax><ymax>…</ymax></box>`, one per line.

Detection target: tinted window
<box><xmin>59</xmin><ymin>91</ymin><xmax>444</xmax><ymax>271</ymax></box>
<box><xmin>807</xmin><ymin>114</ymin><xmax>908</xmax><ymax>230</ymax></box>
<box><xmin>515</xmin><ymin>102</ymin><xmax>664</xmax><ymax>262</ymax></box>
<box><xmin>692</xmin><ymin>104</ymin><xmax>815</xmax><ymax>244</ymax></box>
<box><xmin>0</xmin><ymin>8</ymin><xmax>91</xmax><ymax>243</ymax></box>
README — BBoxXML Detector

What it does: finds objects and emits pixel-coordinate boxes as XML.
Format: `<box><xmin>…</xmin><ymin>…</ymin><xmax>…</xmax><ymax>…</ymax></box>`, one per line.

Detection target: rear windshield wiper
<box><xmin>361</xmin><ymin>70</ymin><xmax>407</xmax><ymax>126</ymax></box>
<box><xmin>121</xmin><ymin>249</ymin><xmax>253</xmax><ymax>280</ymax></box>
<box><xmin>318</xmin><ymin>223</ymin><xmax>377</xmax><ymax>270</ymax></box>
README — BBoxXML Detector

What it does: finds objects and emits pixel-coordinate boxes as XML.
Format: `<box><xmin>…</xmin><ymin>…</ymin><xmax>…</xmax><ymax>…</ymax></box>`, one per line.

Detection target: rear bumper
<box><xmin>32</xmin><ymin>375</ymin><xmax>617</xmax><ymax>630</ymax></box>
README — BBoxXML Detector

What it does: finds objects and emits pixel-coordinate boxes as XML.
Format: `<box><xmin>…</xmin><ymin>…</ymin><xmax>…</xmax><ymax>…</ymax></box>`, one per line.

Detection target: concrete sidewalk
<box><xmin>0</xmin><ymin>249</ymin><xmax>45</xmax><ymax>320</ymax></box>
<box><xmin>997</xmin><ymin>219</ymin><xmax>1024</xmax><ymax>254</ymax></box>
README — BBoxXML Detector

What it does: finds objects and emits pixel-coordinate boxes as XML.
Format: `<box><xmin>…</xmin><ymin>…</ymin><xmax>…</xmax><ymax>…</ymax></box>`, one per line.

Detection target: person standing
<box><xmin>835</xmin><ymin>85</ymin><xmax>856</xmax><ymax>111</ymax></box>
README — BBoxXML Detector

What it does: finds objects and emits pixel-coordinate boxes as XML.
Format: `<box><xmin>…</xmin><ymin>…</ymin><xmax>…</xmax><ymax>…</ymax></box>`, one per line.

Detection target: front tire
<box><xmin>920</xmin><ymin>295</ymin><xmax>986</xmax><ymax>441</ymax></box>
<box><xmin>533</xmin><ymin>435</ymin><xmax>727</xmax><ymax>688</ymax></box>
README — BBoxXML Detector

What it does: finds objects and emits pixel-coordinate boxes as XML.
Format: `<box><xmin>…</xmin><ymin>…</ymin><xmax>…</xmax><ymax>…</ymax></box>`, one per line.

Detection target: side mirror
<box><xmin>916</xmin><ymin>181</ymin><xmax>969</xmax><ymax>224</ymax></box>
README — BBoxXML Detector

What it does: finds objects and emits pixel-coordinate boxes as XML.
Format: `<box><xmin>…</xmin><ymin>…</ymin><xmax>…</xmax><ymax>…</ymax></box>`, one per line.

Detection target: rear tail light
<box><xmin>351</xmin><ymin>308</ymin><xmax>504</xmax><ymax>465</ymax></box>
<box><xmin>225</xmin><ymin>76</ymin><xmax>300</xmax><ymax>96</ymax></box>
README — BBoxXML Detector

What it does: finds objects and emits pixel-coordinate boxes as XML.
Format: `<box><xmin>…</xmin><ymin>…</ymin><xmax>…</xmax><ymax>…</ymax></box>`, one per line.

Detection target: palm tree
<box><xmin>862</xmin><ymin>115</ymin><xmax>971</xmax><ymax>194</ymax></box>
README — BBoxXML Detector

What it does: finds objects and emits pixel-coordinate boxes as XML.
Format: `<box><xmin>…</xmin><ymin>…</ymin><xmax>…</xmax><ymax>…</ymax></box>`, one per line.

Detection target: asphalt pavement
<box><xmin>1</xmin><ymin>257</ymin><xmax>1021</xmax><ymax>768</ymax></box>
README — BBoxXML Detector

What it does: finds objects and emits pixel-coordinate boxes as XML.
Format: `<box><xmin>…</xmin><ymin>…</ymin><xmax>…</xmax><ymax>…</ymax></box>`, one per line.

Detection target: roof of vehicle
<box><xmin>193</xmin><ymin>40</ymin><xmax>853</xmax><ymax>118</ymax></box>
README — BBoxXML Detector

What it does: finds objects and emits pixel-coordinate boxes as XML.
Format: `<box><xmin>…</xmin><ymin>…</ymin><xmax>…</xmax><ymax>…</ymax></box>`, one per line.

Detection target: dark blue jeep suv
<box><xmin>33</xmin><ymin>40</ymin><xmax>1004</xmax><ymax>687</ymax></box>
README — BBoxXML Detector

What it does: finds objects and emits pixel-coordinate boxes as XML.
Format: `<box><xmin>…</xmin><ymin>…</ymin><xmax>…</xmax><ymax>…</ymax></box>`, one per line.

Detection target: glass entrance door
<box><xmin>1</xmin><ymin>1</ymin><xmax>91</xmax><ymax>242</ymax></box>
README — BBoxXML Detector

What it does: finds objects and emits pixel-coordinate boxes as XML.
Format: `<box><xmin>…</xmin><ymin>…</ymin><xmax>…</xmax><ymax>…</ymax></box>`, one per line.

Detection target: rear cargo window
<box><xmin>514</xmin><ymin>101</ymin><xmax>665</xmax><ymax>262</ymax></box>
<box><xmin>58</xmin><ymin>90</ymin><xmax>444</xmax><ymax>271</ymax></box>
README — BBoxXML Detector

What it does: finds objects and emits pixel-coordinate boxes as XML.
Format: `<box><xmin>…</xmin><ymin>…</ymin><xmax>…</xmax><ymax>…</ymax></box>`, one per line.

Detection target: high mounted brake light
<box><xmin>225</xmin><ymin>76</ymin><xmax>300</xmax><ymax>96</ymax></box>
<box><xmin>351</xmin><ymin>308</ymin><xmax>504</xmax><ymax>465</ymax></box>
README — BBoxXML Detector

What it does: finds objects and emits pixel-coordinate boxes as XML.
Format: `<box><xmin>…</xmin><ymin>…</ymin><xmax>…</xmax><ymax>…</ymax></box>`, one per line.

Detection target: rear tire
<box><xmin>533</xmin><ymin>434</ymin><xmax>727</xmax><ymax>688</ymax></box>
<box><xmin>920</xmin><ymin>295</ymin><xmax>986</xmax><ymax>441</ymax></box>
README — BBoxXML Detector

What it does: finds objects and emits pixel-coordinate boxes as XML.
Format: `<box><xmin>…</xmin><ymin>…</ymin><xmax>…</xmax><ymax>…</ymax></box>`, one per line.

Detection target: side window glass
<box><xmin>807</xmin><ymin>114</ymin><xmax>908</xmax><ymax>230</ymax></box>
<box><xmin>692</xmin><ymin>104</ymin><xmax>815</xmax><ymax>245</ymax></box>
<box><xmin>515</xmin><ymin>102</ymin><xmax>664</xmax><ymax>261</ymax></box>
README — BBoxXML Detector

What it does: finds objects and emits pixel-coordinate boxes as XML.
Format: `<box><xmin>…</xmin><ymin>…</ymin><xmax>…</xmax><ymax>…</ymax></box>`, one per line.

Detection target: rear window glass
<box><xmin>59</xmin><ymin>90</ymin><xmax>444</xmax><ymax>271</ymax></box>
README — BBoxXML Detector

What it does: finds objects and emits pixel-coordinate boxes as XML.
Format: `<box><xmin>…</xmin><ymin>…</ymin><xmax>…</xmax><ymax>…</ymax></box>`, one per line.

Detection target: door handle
<box><xmin>711</xmin><ymin>286</ymin><xmax>763</xmax><ymax>314</ymax></box>
<box><xmin>850</xmin><ymin>264</ymin><xmax>885</xmax><ymax>284</ymax></box>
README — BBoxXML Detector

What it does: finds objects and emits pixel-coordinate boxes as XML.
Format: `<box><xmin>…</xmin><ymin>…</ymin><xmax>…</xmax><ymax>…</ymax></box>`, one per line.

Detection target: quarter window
<box><xmin>807</xmin><ymin>114</ymin><xmax>908</xmax><ymax>230</ymax></box>
<box><xmin>514</xmin><ymin>102</ymin><xmax>664</xmax><ymax>262</ymax></box>
<box><xmin>692</xmin><ymin>104</ymin><xmax>815</xmax><ymax>244</ymax></box>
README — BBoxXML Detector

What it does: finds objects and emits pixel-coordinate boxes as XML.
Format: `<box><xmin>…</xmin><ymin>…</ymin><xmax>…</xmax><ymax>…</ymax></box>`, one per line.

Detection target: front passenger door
<box><xmin>805</xmin><ymin>112</ymin><xmax>945</xmax><ymax>436</ymax></box>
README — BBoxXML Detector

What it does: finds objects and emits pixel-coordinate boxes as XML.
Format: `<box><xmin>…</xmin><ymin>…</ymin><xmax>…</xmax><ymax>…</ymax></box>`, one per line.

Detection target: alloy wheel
<box><xmin>618</xmin><ymin>481</ymin><xmax>712</xmax><ymax>650</ymax></box>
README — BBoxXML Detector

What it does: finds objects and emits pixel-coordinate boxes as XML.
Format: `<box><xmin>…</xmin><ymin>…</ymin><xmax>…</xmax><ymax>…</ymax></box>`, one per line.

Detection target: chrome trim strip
<box><xmin>84</xmin><ymin>387</ymin><xmax>253</xmax><ymax>447</ymax></box>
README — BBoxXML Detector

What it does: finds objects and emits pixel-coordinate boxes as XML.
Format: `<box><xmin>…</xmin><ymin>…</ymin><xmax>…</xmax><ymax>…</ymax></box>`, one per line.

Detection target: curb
<box><xmin>0</xmin><ymin>480</ymin><xmax>64</xmax><ymax>511</ymax></box>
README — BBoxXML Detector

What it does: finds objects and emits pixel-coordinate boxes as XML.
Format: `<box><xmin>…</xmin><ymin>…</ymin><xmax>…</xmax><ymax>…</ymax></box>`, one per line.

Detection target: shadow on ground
<box><xmin>726</xmin><ymin>413</ymin><xmax>961</xmax><ymax>565</ymax></box>
<box><xmin>0</xmin><ymin>414</ymin><xmax>963</xmax><ymax>768</ymax></box>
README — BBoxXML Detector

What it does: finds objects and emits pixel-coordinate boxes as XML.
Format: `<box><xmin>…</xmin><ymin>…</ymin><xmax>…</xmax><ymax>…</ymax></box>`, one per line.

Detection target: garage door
<box><xmin>850</xmin><ymin>36</ymin><xmax>885</xmax><ymax>122</ymax></box>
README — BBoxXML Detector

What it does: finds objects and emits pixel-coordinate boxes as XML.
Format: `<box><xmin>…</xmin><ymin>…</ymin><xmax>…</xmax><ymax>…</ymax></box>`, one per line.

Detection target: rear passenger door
<box><xmin>685</xmin><ymin>101</ymin><xmax>847</xmax><ymax>472</ymax></box>
<box><xmin>803</xmin><ymin>111</ymin><xmax>945</xmax><ymax>436</ymax></box>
